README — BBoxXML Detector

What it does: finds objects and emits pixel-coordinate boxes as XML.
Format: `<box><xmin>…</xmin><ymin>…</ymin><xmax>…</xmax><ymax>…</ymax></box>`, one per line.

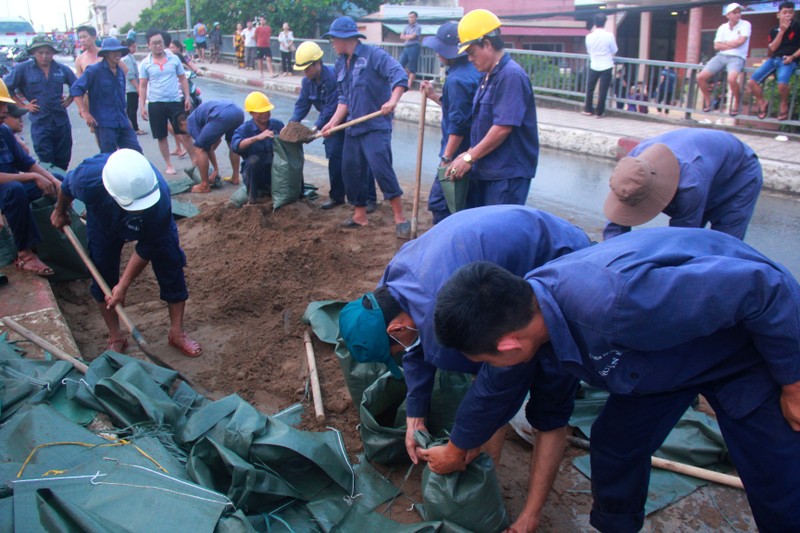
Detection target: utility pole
<box><xmin>185</xmin><ymin>0</ymin><xmax>191</xmax><ymax>33</ymax></box>
<box><xmin>67</xmin><ymin>0</ymin><xmax>75</xmax><ymax>29</ymax></box>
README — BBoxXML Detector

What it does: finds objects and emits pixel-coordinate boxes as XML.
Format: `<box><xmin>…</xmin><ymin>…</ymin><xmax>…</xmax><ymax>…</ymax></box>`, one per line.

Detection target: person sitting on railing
<box><xmin>697</xmin><ymin>3</ymin><xmax>751</xmax><ymax>116</ymax></box>
<box><xmin>746</xmin><ymin>1</ymin><xmax>800</xmax><ymax>121</ymax></box>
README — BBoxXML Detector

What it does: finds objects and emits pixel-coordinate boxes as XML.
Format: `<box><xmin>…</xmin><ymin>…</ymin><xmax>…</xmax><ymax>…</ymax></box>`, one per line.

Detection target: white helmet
<box><xmin>102</xmin><ymin>149</ymin><xmax>161</xmax><ymax>211</ymax></box>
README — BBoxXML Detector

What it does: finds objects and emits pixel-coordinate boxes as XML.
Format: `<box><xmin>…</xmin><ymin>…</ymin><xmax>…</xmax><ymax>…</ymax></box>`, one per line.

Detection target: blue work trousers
<box><xmin>467</xmin><ymin>177</ymin><xmax>531</xmax><ymax>208</ymax></box>
<box><xmin>589</xmin><ymin>381</ymin><xmax>800</xmax><ymax>533</ymax></box>
<box><xmin>88</xmin><ymin>224</ymin><xmax>188</xmax><ymax>304</ymax></box>
<box><xmin>96</xmin><ymin>126</ymin><xmax>143</xmax><ymax>154</ymax></box>
<box><xmin>31</xmin><ymin>120</ymin><xmax>72</xmax><ymax>171</ymax></box>
<box><xmin>343</xmin><ymin>130</ymin><xmax>400</xmax><ymax>206</ymax></box>
<box><xmin>324</xmin><ymin>132</ymin><xmax>346</xmax><ymax>204</ymax></box>
<box><xmin>242</xmin><ymin>154</ymin><xmax>271</xmax><ymax>203</ymax></box>
<box><xmin>0</xmin><ymin>181</ymin><xmax>42</xmax><ymax>252</ymax></box>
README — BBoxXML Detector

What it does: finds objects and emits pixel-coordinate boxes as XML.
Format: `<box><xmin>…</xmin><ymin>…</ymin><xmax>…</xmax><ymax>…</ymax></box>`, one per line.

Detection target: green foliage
<box><xmin>134</xmin><ymin>0</ymin><xmax>396</xmax><ymax>38</ymax></box>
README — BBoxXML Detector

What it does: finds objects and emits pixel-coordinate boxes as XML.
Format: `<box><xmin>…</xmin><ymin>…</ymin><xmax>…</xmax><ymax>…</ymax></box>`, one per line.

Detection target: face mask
<box><xmin>390</xmin><ymin>325</ymin><xmax>420</xmax><ymax>353</ymax></box>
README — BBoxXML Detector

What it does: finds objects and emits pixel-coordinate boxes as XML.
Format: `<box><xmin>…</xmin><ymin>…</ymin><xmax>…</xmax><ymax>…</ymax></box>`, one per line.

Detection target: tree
<box><xmin>135</xmin><ymin>0</ymin><xmax>396</xmax><ymax>38</ymax></box>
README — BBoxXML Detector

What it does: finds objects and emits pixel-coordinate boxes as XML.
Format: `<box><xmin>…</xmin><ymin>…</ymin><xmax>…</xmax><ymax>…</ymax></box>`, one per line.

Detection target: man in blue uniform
<box><xmin>421</xmin><ymin>22</ymin><xmax>481</xmax><ymax>223</ymax></box>
<box><xmin>338</xmin><ymin>206</ymin><xmax>589</xmax><ymax>503</ymax></box>
<box><xmin>446</xmin><ymin>9</ymin><xmax>539</xmax><ymax>208</ymax></box>
<box><xmin>186</xmin><ymin>99</ymin><xmax>244</xmax><ymax>193</ymax></box>
<box><xmin>231</xmin><ymin>92</ymin><xmax>284</xmax><ymax>204</ymax></box>
<box><xmin>603</xmin><ymin>128</ymin><xmax>762</xmax><ymax>240</ymax></box>
<box><xmin>426</xmin><ymin>228</ymin><xmax>800</xmax><ymax>533</ymax></box>
<box><xmin>0</xmin><ymin>79</ymin><xmax>62</xmax><ymax>277</ymax></box>
<box><xmin>320</xmin><ymin>16</ymin><xmax>410</xmax><ymax>238</ymax></box>
<box><xmin>4</xmin><ymin>36</ymin><xmax>77</xmax><ymax>170</ymax></box>
<box><xmin>70</xmin><ymin>38</ymin><xmax>142</xmax><ymax>154</ymax></box>
<box><xmin>290</xmin><ymin>41</ymin><xmax>347</xmax><ymax>209</ymax></box>
<box><xmin>50</xmin><ymin>149</ymin><xmax>202</xmax><ymax>357</ymax></box>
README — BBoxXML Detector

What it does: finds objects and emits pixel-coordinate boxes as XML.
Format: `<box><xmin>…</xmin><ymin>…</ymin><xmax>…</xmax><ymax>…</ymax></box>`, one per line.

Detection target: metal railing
<box><xmin>159</xmin><ymin>32</ymin><xmax>799</xmax><ymax>129</ymax></box>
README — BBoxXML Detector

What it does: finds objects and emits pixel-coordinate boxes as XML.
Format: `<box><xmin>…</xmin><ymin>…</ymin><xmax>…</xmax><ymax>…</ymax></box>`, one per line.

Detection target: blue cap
<box><xmin>422</xmin><ymin>22</ymin><xmax>463</xmax><ymax>59</ymax></box>
<box><xmin>322</xmin><ymin>16</ymin><xmax>366</xmax><ymax>39</ymax></box>
<box><xmin>98</xmin><ymin>37</ymin><xmax>130</xmax><ymax>56</ymax></box>
<box><xmin>338</xmin><ymin>292</ymin><xmax>403</xmax><ymax>379</ymax></box>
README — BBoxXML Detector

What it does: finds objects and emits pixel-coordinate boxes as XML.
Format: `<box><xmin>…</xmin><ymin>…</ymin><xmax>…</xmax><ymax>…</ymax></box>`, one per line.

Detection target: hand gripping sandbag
<box><xmin>416</xmin><ymin>431</ymin><xmax>510</xmax><ymax>533</ymax></box>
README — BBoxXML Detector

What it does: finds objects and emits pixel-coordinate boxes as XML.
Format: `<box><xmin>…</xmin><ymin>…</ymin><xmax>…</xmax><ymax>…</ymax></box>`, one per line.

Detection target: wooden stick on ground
<box><xmin>567</xmin><ymin>435</ymin><xmax>743</xmax><ymax>490</ymax></box>
<box><xmin>411</xmin><ymin>89</ymin><xmax>427</xmax><ymax>239</ymax></box>
<box><xmin>1</xmin><ymin>317</ymin><xmax>89</xmax><ymax>374</ymax></box>
<box><xmin>303</xmin><ymin>329</ymin><xmax>325</xmax><ymax>421</ymax></box>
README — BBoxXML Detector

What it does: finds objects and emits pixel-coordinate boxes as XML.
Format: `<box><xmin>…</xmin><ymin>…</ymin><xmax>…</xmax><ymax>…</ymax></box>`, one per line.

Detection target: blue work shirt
<box><xmin>470</xmin><ymin>54</ymin><xmax>539</xmax><ymax>181</ymax></box>
<box><xmin>380</xmin><ymin>205</ymin><xmax>591</xmax><ymax>419</ymax></box>
<box><xmin>290</xmin><ymin>65</ymin><xmax>339</xmax><ymax>131</ymax></box>
<box><xmin>230</xmin><ymin>117</ymin><xmax>285</xmax><ymax>169</ymax></box>
<box><xmin>69</xmin><ymin>60</ymin><xmax>129</xmax><ymax>128</ymax></box>
<box><xmin>439</xmin><ymin>57</ymin><xmax>480</xmax><ymax>157</ymax></box>
<box><xmin>60</xmin><ymin>153</ymin><xmax>175</xmax><ymax>260</ymax></box>
<box><xmin>334</xmin><ymin>42</ymin><xmax>408</xmax><ymax>136</ymax></box>
<box><xmin>451</xmin><ymin>227</ymin><xmax>800</xmax><ymax>448</ymax></box>
<box><xmin>0</xmin><ymin>124</ymin><xmax>35</xmax><ymax>172</ymax></box>
<box><xmin>603</xmin><ymin>129</ymin><xmax>762</xmax><ymax>240</ymax></box>
<box><xmin>4</xmin><ymin>59</ymin><xmax>77</xmax><ymax>127</ymax></box>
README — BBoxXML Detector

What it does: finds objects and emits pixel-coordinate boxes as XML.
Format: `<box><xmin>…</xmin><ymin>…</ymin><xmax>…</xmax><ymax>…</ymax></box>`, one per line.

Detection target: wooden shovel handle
<box><xmin>314</xmin><ymin>110</ymin><xmax>385</xmax><ymax>138</ymax></box>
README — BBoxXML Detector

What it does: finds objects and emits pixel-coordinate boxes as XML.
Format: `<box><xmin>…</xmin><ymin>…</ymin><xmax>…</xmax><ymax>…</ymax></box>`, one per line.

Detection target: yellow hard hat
<box><xmin>244</xmin><ymin>91</ymin><xmax>274</xmax><ymax>113</ymax></box>
<box><xmin>294</xmin><ymin>41</ymin><xmax>324</xmax><ymax>71</ymax></box>
<box><xmin>0</xmin><ymin>79</ymin><xmax>15</xmax><ymax>104</ymax></box>
<box><xmin>458</xmin><ymin>9</ymin><xmax>502</xmax><ymax>54</ymax></box>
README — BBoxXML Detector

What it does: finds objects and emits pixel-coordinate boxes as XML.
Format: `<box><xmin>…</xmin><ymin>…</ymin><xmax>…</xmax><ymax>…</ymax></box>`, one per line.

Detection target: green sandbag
<box><xmin>166</xmin><ymin>176</ymin><xmax>196</xmax><ymax>195</ymax></box>
<box><xmin>0</xmin><ymin>225</ymin><xmax>15</xmax><ymax>267</ymax></box>
<box><xmin>336</xmin><ymin>338</ymin><xmax>393</xmax><ymax>408</ymax></box>
<box><xmin>271</xmin><ymin>138</ymin><xmax>304</xmax><ymax>210</ymax></box>
<box><xmin>30</xmin><ymin>197</ymin><xmax>90</xmax><ymax>282</ymax></box>
<box><xmin>416</xmin><ymin>431</ymin><xmax>510</xmax><ymax>533</ymax></box>
<box><xmin>228</xmin><ymin>185</ymin><xmax>249</xmax><ymax>208</ymax></box>
<box><xmin>301</xmin><ymin>300</ymin><xmax>346</xmax><ymax>345</ymax></box>
<box><xmin>359</xmin><ymin>371</ymin><xmax>409</xmax><ymax>464</ymax></box>
<box><xmin>171</xmin><ymin>199</ymin><xmax>200</xmax><ymax>219</ymax></box>
<box><xmin>437</xmin><ymin>166</ymin><xmax>469</xmax><ymax>213</ymax></box>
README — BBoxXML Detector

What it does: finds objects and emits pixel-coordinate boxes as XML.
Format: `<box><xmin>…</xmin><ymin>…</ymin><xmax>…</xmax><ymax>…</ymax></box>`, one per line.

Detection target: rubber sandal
<box><xmin>729</xmin><ymin>107</ymin><xmax>740</xmax><ymax>117</ymax></box>
<box><xmin>106</xmin><ymin>337</ymin><xmax>128</xmax><ymax>353</ymax></box>
<box><xmin>222</xmin><ymin>176</ymin><xmax>240</xmax><ymax>184</ymax></box>
<box><xmin>580</xmin><ymin>111</ymin><xmax>593</xmax><ymax>116</ymax></box>
<box><xmin>339</xmin><ymin>218</ymin><xmax>366</xmax><ymax>228</ymax></box>
<box><xmin>191</xmin><ymin>183</ymin><xmax>212</xmax><ymax>193</ymax></box>
<box><xmin>757</xmin><ymin>103</ymin><xmax>769</xmax><ymax>120</ymax></box>
<box><xmin>702</xmin><ymin>104</ymin><xmax>712</xmax><ymax>113</ymax></box>
<box><xmin>14</xmin><ymin>256</ymin><xmax>54</xmax><ymax>277</ymax></box>
<box><xmin>168</xmin><ymin>333</ymin><xmax>202</xmax><ymax>357</ymax></box>
<box><xmin>778</xmin><ymin>112</ymin><xmax>790</xmax><ymax>121</ymax></box>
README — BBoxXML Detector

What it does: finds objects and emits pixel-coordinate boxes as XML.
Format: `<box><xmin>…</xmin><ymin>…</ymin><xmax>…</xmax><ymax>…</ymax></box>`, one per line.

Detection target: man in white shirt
<box><xmin>697</xmin><ymin>3</ymin><xmax>751</xmax><ymax>115</ymax></box>
<box><xmin>242</xmin><ymin>20</ymin><xmax>257</xmax><ymax>70</ymax></box>
<box><xmin>582</xmin><ymin>13</ymin><xmax>618</xmax><ymax>118</ymax></box>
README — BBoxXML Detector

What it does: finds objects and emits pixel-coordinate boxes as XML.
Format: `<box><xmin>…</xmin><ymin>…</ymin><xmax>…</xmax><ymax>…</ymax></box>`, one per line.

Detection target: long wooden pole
<box><xmin>411</xmin><ymin>90</ymin><xmax>427</xmax><ymax>239</ymax></box>
<box><xmin>313</xmin><ymin>110</ymin><xmax>384</xmax><ymax>139</ymax></box>
<box><xmin>303</xmin><ymin>329</ymin><xmax>325</xmax><ymax>421</ymax></box>
<box><xmin>567</xmin><ymin>436</ymin><xmax>743</xmax><ymax>489</ymax></box>
<box><xmin>1</xmin><ymin>317</ymin><xmax>89</xmax><ymax>374</ymax></box>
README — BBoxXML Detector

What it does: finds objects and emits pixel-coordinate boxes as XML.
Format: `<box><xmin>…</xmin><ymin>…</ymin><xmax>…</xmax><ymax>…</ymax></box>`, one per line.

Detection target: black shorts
<box><xmin>195</xmin><ymin>41</ymin><xmax>207</xmax><ymax>49</ymax></box>
<box><xmin>256</xmin><ymin>47</ymin><xmax>272</xmax><ymax>59</ymax></box>
<box><xmin>148</xmin><ymin>101</ymin><xmax>187</xmax><ymax>140</ymax></box>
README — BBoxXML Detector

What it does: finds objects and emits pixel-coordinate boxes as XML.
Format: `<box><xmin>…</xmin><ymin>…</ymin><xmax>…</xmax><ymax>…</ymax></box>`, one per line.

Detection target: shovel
<box><xmin>61</xmin><ymin>225</ymin><xmax>208</xmax><ymax>394</ymax></box>
<box><xmin>411</xmin><ymin>90</ymin><xmax>427</xmax><ymax>239</ymax></box>
<box><xmin>279</xmin><ymin>109</ymin><xmax>385</xmax><ymax>143</ymax></box>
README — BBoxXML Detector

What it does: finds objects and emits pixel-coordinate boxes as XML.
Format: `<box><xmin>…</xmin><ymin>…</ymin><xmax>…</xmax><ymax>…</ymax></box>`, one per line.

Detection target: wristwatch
<box><xmin>463</xmin><ymin>153</ymin><xmax>474</xmax><ymax>164</ymax></box>
<box><xmin>441</xmin><ymin>155</ymin><xmax>453</xmax><ymax>164</ymax></box>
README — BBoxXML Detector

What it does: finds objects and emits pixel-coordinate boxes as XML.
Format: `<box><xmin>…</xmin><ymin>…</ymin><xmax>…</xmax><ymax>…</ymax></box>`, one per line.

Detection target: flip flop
<box><xmin>210</xmin><ymin>176</ymin><xmax>222</xmax><ymax>189</ymax></box>
<box><xmin>191</xmin><ymin>183</ymin><xmax>212</xmax><ymax>193</ymax></box>
<box><xmin>702</xmin><ymin>104</ymin><xmax>712</xmax><ymax>113</ymax></box>
<box><xmin>778</xmin><ymin>111</ymin><xmax>790</xmax><ymax>121</ymax></box>
<box><xmin>339</xmin><ymin>218</ymin><xmax>367</xmax><ymax>228</ymax></box>
<box><xmin>106</xmin><ymin>337</ymin><xmax>128</xmax><ymax>354</ymax></box>
<box><xmin>757</xmin><ymin>103</ymin><xmax>769</xmax><ymax>120</ymax></box>
<box><xmin>729</xmin><ymin>107</ymin><xmax>740</xmax><ymax>117</ymax></box>
<box><xmin>222</xmin><ymin>176</ymin><xmax>240</xmax><ymax>184</ymax></box>
<box><xmin>14</xmin><ymin>256</ymin><xmax>54</xmax><ymax>277</ymax></box>
<box><xmin>168</xmin><ymin>333</ymin><xmax>202</xmax><ymax>357</ymax></box>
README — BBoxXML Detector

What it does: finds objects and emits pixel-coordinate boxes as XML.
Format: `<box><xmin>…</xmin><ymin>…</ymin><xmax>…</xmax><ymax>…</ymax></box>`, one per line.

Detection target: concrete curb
<box><xmin>207</xmin><ymin>70</ymin><xmax>800</xmax><ymax>194</ymax></box>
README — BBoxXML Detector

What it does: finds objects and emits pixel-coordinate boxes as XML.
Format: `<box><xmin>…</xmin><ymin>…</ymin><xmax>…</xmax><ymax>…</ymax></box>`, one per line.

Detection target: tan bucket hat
<box><xmin>603</xmin><ymin>143</ymin><xmax>680</xmax><ymax>227</ymax></box>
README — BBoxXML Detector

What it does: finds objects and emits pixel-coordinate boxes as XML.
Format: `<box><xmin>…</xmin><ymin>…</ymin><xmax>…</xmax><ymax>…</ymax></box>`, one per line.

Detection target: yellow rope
<box><xmin>16</xmin><ymin>439</ymin><xmax>168</xmax><ymax>478</ymax></box>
